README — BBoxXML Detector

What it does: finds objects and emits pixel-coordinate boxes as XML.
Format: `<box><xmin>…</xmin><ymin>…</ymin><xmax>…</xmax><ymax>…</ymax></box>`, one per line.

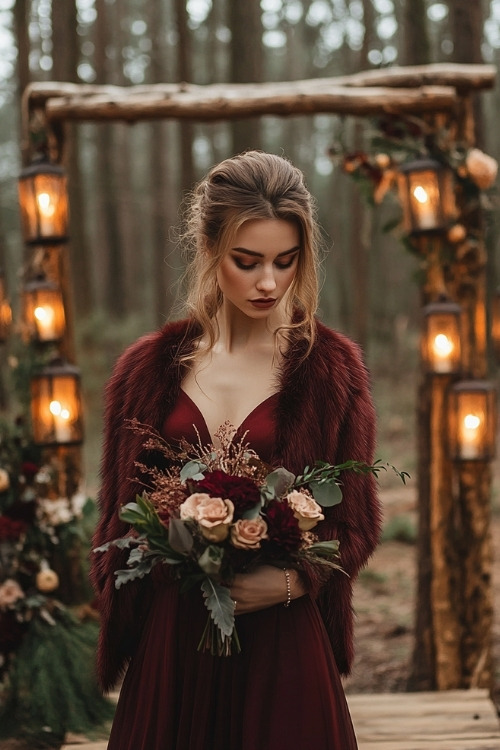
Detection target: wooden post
<box><xmin>428</xmin><ymin>374</ymin><xmax>462</xmax><ymax>688</ymax></box>
<box><xmin>455</xmin><ymin>461</ymin><xmax>494</xmax><ymax>688</ymax></box>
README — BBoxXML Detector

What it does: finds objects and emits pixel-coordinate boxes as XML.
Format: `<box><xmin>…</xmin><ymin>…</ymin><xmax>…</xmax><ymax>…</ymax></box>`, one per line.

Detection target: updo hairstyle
<box><xmin>181</xmin><ymin>150</ymin><xmax>321</xmax><ymax>353</ymax></box>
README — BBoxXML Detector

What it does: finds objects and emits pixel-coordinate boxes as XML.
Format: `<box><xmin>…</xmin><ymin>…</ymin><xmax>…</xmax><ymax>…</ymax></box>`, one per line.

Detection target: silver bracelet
<box><xmin>283</xmin><ymin>568</ymin><xmax>291</xmax><ymax>608</ymax></box>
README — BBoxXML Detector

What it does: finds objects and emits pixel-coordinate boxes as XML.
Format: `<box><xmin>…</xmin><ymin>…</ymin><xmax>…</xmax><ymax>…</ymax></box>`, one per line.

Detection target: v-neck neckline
<box><xmin>178</xmin><ymin>389</ymin><xmax>279</xmax><ymax>445</ymax></box>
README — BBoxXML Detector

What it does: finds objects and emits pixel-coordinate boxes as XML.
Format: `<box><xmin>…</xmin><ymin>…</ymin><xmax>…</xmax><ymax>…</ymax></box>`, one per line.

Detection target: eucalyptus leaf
<box><xmin>114</xmin><ymin>559</ymin><xmax>156</xmax><ymax>588</ymax></box>
<box><xmin>93</xmin><ymin>535</ymin><xmax>140</xmax><ymax>553</ymax></box>
<box><xmin>310</xmin><ymin>479</ymin><xmax>343</xmax><ymax>507</ymax></box>
<box><xmin>242</xmin><ymin>502</ymin><xmax>262</xmax><ymax>520</ymax></box>
<box><xmin>264</xmin><ymin>467</ymin><xmax>295</xmax><ymax>499</ymax></box>
<box><xmin>180</xmin><ymin>460</ymin><xmax>207</xmax><ymax>483</ymax></box>
<box><xmin>198</xmin><ymin>545</ymin><xmax>224</xmax><ymax>576</ymax></box>
<box><xmin>201</xmin><ymin>577</ymin><xmax>234</xmax><ymax>637</ymax></box>
<box><xmin>168</xmin><ymin>518</ymin><xmax>194</xmax><ymax>554</ymax></box>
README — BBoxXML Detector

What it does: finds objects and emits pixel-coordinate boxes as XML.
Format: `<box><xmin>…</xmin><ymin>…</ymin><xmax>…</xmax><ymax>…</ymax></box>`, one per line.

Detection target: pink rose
<box><xmin>179</xmin><ymin>492</ymin><xmax>234</xmax><ymax>542</ymax></box>
<box><xmin>465</xmin><ymin>148</ymin><xmax>498</xmax><ymax>190</ymax></box>
<box><xmin>0</xmin><ymin>579</ymin><xmax>25</xmax><ymax>610</ymax></box>
<box><xmin>286</xmin><ymin>489</ymin><xmax>325</xmax><ymax>531</ymax></box>
<box><xmin>230</xmin><ymin>518</ymin><xmax>268</xmax><ymax>549</ymax></box>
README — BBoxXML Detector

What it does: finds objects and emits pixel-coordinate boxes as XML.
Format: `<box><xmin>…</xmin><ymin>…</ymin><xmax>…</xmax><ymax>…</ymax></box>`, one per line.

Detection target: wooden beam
<box><xmin>39</xmin><ymin>85</ymin><xmax>459</xmax><ymax>123</ymax></box>
<box><xmin>21</xmin><ymin>63</ymin><xmax>495</xmax><ymax>126</ymax></box>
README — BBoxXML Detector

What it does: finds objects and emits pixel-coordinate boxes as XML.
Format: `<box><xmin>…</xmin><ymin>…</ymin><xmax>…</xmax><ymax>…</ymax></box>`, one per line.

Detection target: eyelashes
<box><xmin>233</xmin><ymin>255</ymin><xmax>298</xmax><ymax>271</ymax></box>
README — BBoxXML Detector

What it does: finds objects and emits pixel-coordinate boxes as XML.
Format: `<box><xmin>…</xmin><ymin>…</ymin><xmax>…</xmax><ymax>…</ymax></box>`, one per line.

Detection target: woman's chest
<box><xmin>181</xmin><ymin>351</ymin><xmax>279</xmax><ymax>438</ymax></box>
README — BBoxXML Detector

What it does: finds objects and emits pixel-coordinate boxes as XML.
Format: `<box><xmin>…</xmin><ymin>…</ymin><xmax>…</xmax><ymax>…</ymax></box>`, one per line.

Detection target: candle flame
<box><xmin>34</xmin><ymin>305</ymin><xmax>54</xmax><ymax>323</ymax></box>
<box><xmin>433</xmin><ymin>333</ymin><xmax>453</xmax><ymax>357</ymax></box>
<box><xmin>413</xmin><ymin>185</ymin><xmax>429</xmax><ymax>204</ymax></box>
<box><xmin>464</xmin><ymin>413</ymin><xmax>481</xmax><ymax>430</ymax></box>
<box><xmin>49</xmin><ymin>400</ymin><xmax>70</xmax><ymax>420</ymax></box>
<box><xmin>37</xmin><ymin>192</ymin><xmax>55</xmax><ymax>217</ymax></box>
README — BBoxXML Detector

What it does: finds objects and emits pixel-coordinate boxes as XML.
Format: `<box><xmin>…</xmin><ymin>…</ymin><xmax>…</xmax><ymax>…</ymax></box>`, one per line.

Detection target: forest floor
<box><xmin>343</xmin><ymin>480</ymin><xmax>500</xmax><ymax>712</ymax></box>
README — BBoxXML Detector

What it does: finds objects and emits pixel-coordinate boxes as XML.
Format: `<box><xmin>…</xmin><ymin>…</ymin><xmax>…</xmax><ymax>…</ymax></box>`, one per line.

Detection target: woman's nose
<box><xmin>256</xmin><ymin>266</ymin><xmax>277</xmax><ymax>293</ymax></box>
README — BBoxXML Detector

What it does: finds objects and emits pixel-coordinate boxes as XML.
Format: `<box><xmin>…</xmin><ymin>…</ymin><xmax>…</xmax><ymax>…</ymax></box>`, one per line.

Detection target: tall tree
<box><xmin>229</xmin><ymin>0</ymin><xmax>263</xmax><ymax>154</ymax></box>
<box><xmin>448</xmin><ymin>0</ymin><xmax>485</xmax><ymax>145</ymax></box>
<box><xmin>51</xmin><ymin>0</ymin><xmax>93</xmax><ymax>316</ymax></box>
<box><xmin>93</xmin><ymin>0</ymin><xmax>127</xmax><ymax>318</ymax></box>
<box><xmin>13</xmin><ymin>0</ymin><xmax>30</xmax><ymax>101</ymax></box>
<box><xmin>401</xmin><ymin>0</ymin><xmax>431</xmax><ymax>65</ymax></box>
<box><xmin>175</xmin><ymin>0</ymin><xmax>195</xmax><ymax>194</ymax></box>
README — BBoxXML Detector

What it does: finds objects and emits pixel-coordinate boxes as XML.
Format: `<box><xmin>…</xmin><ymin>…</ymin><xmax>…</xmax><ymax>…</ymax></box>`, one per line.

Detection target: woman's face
<box><xmin>216</xmin><ymin>218</ymin><xmax>300</xmax><ymax>319</ymax></box>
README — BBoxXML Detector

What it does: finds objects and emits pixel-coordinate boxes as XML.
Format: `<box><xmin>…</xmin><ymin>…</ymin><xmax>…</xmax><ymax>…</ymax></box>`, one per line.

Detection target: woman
<box><xmin>91</xmin><ymin>151</ymin><xmax>381</xmax><ymax>750</ymax></box>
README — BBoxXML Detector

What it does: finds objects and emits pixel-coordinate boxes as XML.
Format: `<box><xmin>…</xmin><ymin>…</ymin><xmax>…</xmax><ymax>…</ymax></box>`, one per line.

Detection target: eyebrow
<box><xmin>231</xmin><ymin>246</ymin><xmax>300</xmax><ymax>258</ymax></box>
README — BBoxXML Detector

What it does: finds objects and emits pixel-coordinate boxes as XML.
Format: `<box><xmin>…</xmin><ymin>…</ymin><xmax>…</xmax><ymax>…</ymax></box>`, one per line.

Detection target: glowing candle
<box><xmin>460</xmin><ymin>413</ymin><xmax>481</xmax><ymax>459</ymax></box>
<box><xmin>36</xmin><ymin>192</ymin><xmax>56</xmax><ymax>236</ymax></box>
<box><xmin>413</xmin><ymin>185</ymin><xmax>437</xmax><ymax>230</ymax></box>
<box><xmin>49</xmin><ymin>399</ymin><xmax>72</xmax><ymax>443</ymax></box>
<box><xmin>34</xmin><ymin>304</ymin><xmax>56</xmax><ymax>341</ymax></box>
<box><xmin>431</xmin><ymin>333</ymin><xmax>454</xmax><ymax>373</ymax></box>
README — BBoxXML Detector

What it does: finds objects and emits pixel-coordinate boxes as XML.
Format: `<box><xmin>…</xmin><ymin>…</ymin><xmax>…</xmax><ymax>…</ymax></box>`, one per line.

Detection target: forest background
<box><xmin>1</xmin><ymin>1</ymin><xmax>500</xmax><ymax>535</ymax></box>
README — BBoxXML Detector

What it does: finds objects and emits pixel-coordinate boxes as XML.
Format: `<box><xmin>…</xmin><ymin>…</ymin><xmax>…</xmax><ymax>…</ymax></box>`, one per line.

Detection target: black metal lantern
<box><xmin>30</xmin><ymin>361</ymin><xmax>84</xmax><ymax>446</ymax></box>
<box><xmin>397</xmin><ymin>158</ymin><xmax>458</xmax><ymax>234</ymax></box>
<box><xmin>0</xmin><ymin>271</ymin><xmax>12</xmax><ymax>343</ymax></box>
<box><xmin>18</xmin><ymin>157</ymin><xmax>69</xmax><ymax>244</ymax></box>
<box><xmin>421</xmin><ymin>298</ymin><xmax>462</xmax><ymax>374</ymax></box>
<box><xmin>448</xmin><ymin>381</ymin><xmax>496</xmax><ymax>461</ymax></box>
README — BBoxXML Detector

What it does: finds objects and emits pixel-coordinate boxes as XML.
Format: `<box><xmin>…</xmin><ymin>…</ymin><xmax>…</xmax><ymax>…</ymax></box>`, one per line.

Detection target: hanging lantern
<box><xmin>491</xmin><ymin>288</ymin><xmax>500</xmax><ymax>364</ymax></box>
<box><xmin>18</xmin><ymin>157</ymin><xmax>69</xmax><ymax>244</ymax></box>
<box><xmin>0</xmin><ymin>271</ymin><xmax>12</xmax><ymax>343</ymax></box>
<box><xmin>397</xmin><ymin>158</ymin><xmax>458</xmax><ymax>234</ymax></box>
<box><xmin>30</xmin><ymin>361</ymin><xmax>83</xmax><ymax>446</ymax></box>
<box><xmin>421</xmin><ymin>298</ymin><xmax>462</xmax><ymax>374</ymax></box>
<box><xmin>448</xmin><ymin>381</ymin><xmax>496</xmax><ymax>461</ymax></box>
<box><xmin>23</xmin><ymin>277</ymin><xmax>66</xmax><ymax>343</ymax></box>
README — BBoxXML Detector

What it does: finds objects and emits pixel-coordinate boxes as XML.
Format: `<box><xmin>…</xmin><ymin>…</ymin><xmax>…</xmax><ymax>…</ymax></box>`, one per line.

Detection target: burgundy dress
<box><xmin>106</xmin><ymin>391</ymin><xmax>358</xmax><ymax>750</ymax></box>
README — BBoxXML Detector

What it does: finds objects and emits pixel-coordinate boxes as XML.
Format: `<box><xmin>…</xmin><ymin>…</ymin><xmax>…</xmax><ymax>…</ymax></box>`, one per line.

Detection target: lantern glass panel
<box><xmin>492</xmin><ymin>291</ymin><xmax>500</xmax><ymax>362</ymax></box>
<box><xmin>23</xmin><ymin>281</ymin><xmax>66</xmax><ymax>342</ymax></box>
<box><xmin>398</xmin><ymin>160</ymin><xmax>458</xmax><ymax>234</ymax></box>
<box><xmin>449</xmin><ymin>382</ymin><xmax>496</xmax><ymax>461</ymax></box>
<box><xmin>18</xmin><ymin>167</ymin><xmax>68</xmax><ymax>243</ymax></box>
<box><xmin>0</xmin><ymin>277</ymin><xmax>12</xmax><ymax>342</ymax></box>
<box><xmin>422</xmin><ymin>302</ymin><xmax>461</xmax><ymax>374</ymax></box>
<box><xmin>31</xmin><ymin>368</ymin><xmax>83</xmax><ymax>445</ymax></box>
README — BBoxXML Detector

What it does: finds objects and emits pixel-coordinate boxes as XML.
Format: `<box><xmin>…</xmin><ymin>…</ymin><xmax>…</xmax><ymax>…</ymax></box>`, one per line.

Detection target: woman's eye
<box><xmin>234</xmin><ymin>258</ymin><xmax>256</xmax><ymax>270</ymax></box>
<box><xmin>275</xmin><ymin>256</ymin><xmax>297</xmax><ymax>270</ymax></box>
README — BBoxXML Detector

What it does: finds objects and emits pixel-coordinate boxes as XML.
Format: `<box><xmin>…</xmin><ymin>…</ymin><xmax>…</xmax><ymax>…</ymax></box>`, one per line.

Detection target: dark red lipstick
<box><xmin>250</xmin><ymin>298</ymin><xmax>277</xmax><ymax>309</ymax></box>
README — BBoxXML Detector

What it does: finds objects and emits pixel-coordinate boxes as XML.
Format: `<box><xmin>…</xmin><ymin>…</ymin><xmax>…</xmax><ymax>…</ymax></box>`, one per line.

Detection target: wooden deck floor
<box><xmin>61</xmin><ymin>689</ymin><xmax>500</xmax><ymax>750</ymax></box>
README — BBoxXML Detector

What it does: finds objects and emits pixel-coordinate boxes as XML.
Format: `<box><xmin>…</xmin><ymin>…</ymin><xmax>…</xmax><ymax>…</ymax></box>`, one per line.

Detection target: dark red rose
<box><xmin>263</xmin><ymin>499</ymin><xmax>302</xmax><ymax>552</ymax></box>
<box><xmin>0</xmin><ymin>516</ymin><xmax>27</xmax><ymax>542</ymax></box>
<box><xmin>194</xmin><ymin>470</ymin><xmax>261</xmax><ymax>515</ymax></box>
<box><xmin>21</xmin><ymin>462</ymin><xmax>39</xmax><ymax>479</ymax></box>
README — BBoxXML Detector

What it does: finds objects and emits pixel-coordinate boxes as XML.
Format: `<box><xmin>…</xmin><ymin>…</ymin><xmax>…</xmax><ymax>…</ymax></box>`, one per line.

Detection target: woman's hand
<box><xmin>230</xmin><ymin>565</ymin><xmax>307</xmax><ymax>615</ymax></box>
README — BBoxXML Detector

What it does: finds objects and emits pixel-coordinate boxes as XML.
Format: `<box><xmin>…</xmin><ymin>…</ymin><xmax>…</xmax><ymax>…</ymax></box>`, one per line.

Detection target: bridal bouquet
<box><xmin>95</xmin><ymin>419</ymin><xmax>402</xmax><ymax>656</ymax></box>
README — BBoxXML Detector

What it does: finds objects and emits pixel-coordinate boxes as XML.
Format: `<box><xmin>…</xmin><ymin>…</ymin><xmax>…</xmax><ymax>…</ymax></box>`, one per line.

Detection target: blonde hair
<box><xmin>180</xmin><ymin>151</ymin><xmax>321</xmax><ymax>355</ymax></box>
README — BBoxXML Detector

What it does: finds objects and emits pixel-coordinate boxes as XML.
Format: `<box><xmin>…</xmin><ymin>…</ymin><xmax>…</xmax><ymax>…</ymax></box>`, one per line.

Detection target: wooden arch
<box><xmin>20</xmin><ymin>63</ymin><xmax>497</xmax><ymax>692</ymax></box>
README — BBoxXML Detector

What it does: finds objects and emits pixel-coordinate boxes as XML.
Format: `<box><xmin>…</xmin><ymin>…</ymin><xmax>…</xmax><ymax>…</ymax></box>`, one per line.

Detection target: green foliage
<box><xmin>0</xmin><ymin>611</ymin><xmax>114</xmax><ymax>742</ymax></box>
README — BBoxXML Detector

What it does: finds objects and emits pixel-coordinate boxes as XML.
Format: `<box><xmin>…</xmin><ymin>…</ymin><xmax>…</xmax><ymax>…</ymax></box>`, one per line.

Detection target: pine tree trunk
<box><xmin>229</xmin><ymin>0</ymin><xmax>263</xmax><ymax>154</ymax></box>
<box><xmin>93</xmin><ymin>0</ymin><xmax>126</xmax><ymax>318</ymax></box>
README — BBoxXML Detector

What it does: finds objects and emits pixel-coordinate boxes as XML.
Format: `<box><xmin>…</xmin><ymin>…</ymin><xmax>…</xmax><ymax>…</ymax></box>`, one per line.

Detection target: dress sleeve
<box><xmin>90</xmin><ymin>337</ymin><xmax>156</xmax><ymax>691</ymax></box>
<box><xmin>315</xmin><ymin>342</ymin><xmax>382</xmax><ymax>674</ymax></box>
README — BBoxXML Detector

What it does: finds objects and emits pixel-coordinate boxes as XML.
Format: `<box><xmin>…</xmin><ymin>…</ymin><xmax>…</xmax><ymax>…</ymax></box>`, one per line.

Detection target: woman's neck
<box><xmin>214</xmin><ymin>300</ymin><xmax>289</xmax><ymax>353</ymax></box>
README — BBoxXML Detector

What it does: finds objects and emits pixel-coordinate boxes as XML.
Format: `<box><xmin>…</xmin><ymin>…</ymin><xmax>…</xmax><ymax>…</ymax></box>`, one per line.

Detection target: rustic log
<box><xmin>23</xmin><ymin>62</ymin><xmax>496</xmax><ymax>109</ymax></box>
<box><xmin>40</xmin><ymin>85</ymin><xmax>460</xmax><ymax>123</ymax></box>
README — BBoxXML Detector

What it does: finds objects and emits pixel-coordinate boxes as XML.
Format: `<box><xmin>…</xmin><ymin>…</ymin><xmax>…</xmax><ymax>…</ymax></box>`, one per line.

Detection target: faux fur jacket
<box><xmin>91</xmin><ymin>317</ymin><xmax>381</xmax><ymax>691</ymax></box>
